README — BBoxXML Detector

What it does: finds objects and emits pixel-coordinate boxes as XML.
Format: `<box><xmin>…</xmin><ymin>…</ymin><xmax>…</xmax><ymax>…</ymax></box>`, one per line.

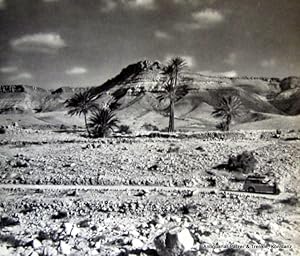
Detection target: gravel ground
<box><xmin>0</xmin><ymin>128</ymin><xmax>299</xmax><ymax>255</ymax></box>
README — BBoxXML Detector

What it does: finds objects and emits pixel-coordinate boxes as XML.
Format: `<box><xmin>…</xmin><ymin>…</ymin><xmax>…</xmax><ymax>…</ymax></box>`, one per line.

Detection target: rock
<box><xmin>51</xmin><ymin>211</ymin><xmax>68</xmax><ymax>219</ymax></box>
<box><xmin>0</xmin><ymin>244</ymin><xmax>14</xmax><ymax>255</ymax></box>
<box><xmin>64</xmin><ymin>223</ymin><xmax>73</xmax><ymax>235</ymax></box>
<box><xmin>131</xmin><ymin>238</ymin><xmax>144</xmax><ymax>249</ymax></box>
<box><xmin>63</xmin><ymin>222</ymin><xmax>79</xmax><ymax>237</ymax></box>
<box><xmin>246</xmin><ymin>232</ymin><xmax>264</xmax><ymax>244</ymax></box>
<box><xmin>59</xmin><ymin>241</ymin><xmax>71</xmax><ymax>255</ymax></box>
<box><xmin>43</xmin><ymin>246</ymin><xmax>58</xmax><ymax>256</ymax></box>
<box><xmin>0</xmin><ymin>216</ymin><xmax>20</xmax><ymax>227</ymax></box>
<box><xmin>32</xmin><ymin>239</ymin><xmax>42</xmax><ymax>249</ymax></box>
<box><xmin>30</xmin><ymin>252</ymin><xmax>39</xmax><ymax>256</ymax></box>
<box><xmin>154</xmin><ymin>227</ymin><xmax>194</xmax><ymax>256</ymax></box>
<box><xmin>70</xmin><ymin>225</ymin><xmax>80</xmax><ymax>237</ymax></box>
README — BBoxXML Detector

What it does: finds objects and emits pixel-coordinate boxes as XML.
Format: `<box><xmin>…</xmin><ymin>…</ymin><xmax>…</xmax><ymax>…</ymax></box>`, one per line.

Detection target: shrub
<box><xmin>118</xmin><ymin>124</ymin><xmax>132</xmax><ymax>134</ymax></box>
<box><xmin>216</xmin><ymin>121</ymin><xmax>229</xmax><ymax>131</ymax></box>
<box><xmin>60</xmin><ymin>124</ymin><xmax>67</xmax><ymax>130</ymax></box>
<box><xmin>142</xmin><ymin>123</ymin><xmax>159</xmax><ymax>131</ymax></box>
<box><xmin>227</xmin><ymin>151</ymin><xmax>257</xmax><ymax>173</ymax></box>
<box><xmin>88</xmin><ymin>107</ymin><xmax>119</xmax><ymax>138</ymax></box>
<box><xmin>0</xmin><ymin>127</ymin><xmax>6</xmax><ymax>134</ymax></box>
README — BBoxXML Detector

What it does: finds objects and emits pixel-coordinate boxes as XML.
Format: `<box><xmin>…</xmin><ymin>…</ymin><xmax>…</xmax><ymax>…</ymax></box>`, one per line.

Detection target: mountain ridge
<box><xmin>0</xmin><ymin>60</ymin><xmax>300</xmax><ymax>130</ymax></box>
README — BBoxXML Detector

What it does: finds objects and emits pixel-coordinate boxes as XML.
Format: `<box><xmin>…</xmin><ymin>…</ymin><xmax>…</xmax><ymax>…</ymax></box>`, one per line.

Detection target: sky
<box><xmin>0</xmin><ymin>0</ymin><xmax>300</xmax><ymax>89</ymax></box>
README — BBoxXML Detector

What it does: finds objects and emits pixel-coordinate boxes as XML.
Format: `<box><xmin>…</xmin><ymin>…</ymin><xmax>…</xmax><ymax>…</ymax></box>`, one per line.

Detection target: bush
<box><xmin>0</xmin><ymin>127</ymin><xmax>6</xmax><ymax>134</ymax></box>
<box><xmin>227</xmin><ymin>151</ymin><xmax>257</xmax><ymax>173</ymax></box>
<box><xmin>60</xmin><ymin>124</ymin><xmax>67</xmax><ymax>130</ymax></box>
<box><xmin>142</xmin><ymin>123</ymin><xmax>159</xmax><ymax>131</ymax></box>
<box><xmin>216</xmin><ymin>121</ymin><xmax>229</xmax><ymax>131</ymax></box>
<box><xmin>118</xmin><ymin>124</ymin><xmax>132</xmax><ymax>134</ymax></box>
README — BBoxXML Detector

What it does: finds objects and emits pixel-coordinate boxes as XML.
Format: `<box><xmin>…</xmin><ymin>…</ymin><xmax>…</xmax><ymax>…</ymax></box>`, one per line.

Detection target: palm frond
<box><xmin>88</xmin><ymin>107</ymin><xmax>119</xmax><ymax>137</ymax></box>
<box><xmin>212</xmin><ymin>95</ymin><xmax>242</xmax><ymax>121</ymax></box>
<box><xmin>65</xmin><ymin>90</ymin><xmax>98</xmax><ymax>117</ymax></box>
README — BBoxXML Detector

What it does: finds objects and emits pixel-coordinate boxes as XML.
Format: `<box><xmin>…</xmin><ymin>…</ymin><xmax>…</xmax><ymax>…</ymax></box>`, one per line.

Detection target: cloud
<box><xmin>173</xmin><ymin>0</ymin><xmax>216</xmax><ymax>6</ymax></box>
<box><xmin>164</xmin><ymin>54</ymin><xmax>196</xmax><ymax>68</ymax></box>
<box><xmin>224</xmin><ymin>52</ymin><xmax>237</xmax><ymax>66</ymax></box>
<box><xmin>66</xmin><ymin>67</ymin><xmax>87</xmax><ymax>75</ymax></box>
<box><xmin>9</xmin><ymin>72</ymin><xmax>33</xmax><ymax>81</ymax></box>
<box><xmin>101</xmin><ymin>0</ymin><xmax>117</xmax><ymax>12</ymax></box>
<box><xmin>192</xmin><ymin>9</ymin><xmax>224</xmax><ymax>24</ymax></box>
<box><xmin>0</xmin><ymin>66</ymin><xmax>18</xmax><ymax>73</ymax></box>
<box><xmin>10</xmin><ymin>33</ymin><xmax>66</xmax><ymax>53</ymax></box>
<box><xmin>154</xmin><ymin>30</ymin><xmax>172</xmax><ymax>40</ymax></box>
<box><xmin>175</xmin><ymin>8</ymin><xmax>224</xmax><ymax>31</ymax></box>
<box><xmin>261</xmin><ymin>58</ymin><xmax>276</xmax><ymax>68</ymax></box>
<box><xmin>0</xmin><ymin>0</ymin><xmax>5</xmax><ymax>10</ymax></box>
<box><xmin>122</xmin><ymin>0</ymin><xmax>156</xmax><ymax>10</ymax></box>
<box><xmin>200</xmin><ymin>70</ymin><xmax>238</xmax><ymax>78</ymax></box>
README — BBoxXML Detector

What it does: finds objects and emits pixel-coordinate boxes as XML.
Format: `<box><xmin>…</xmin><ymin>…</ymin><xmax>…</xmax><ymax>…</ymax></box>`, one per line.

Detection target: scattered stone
<box><xmin>64</xmin><ymin>222</ymin><xmax>80</xmax><ymax>237</ymax></box>
<box><xmin>51</xmin><ymin>211</ymin><xmax>68</xmax><ymax>219</ymax></box>
<box><xmin>131</xmin><ymin>238</ymin><xmax>144</xmax><ymax>249</ymax></box>
<box><xmin>195</xmin><ymin>146</ymin><xmax>205</xmax><ymax>151</ymax></box>
<box><xmin>154</xmin><ymin>227</ymin><xmax>194</xmax><ymax>256</ymax></box>
<box><xmin>78</xmin><ymin>219</ymin><xmax>90</xmax><ymax>228</ymax></box>
<box><xmin>43</xmin><ymin>246</ymin><xmax>58</xmax><ymax>256</ymax></box>
<box><xmin>32</xmin><ymin>239</ymin><xmax>42</xmax><ymax>249</ymax></box>
<box><xmin>59</xmin><ymin>241</ymin><xmax>71</xmax><ymax>255</ymax></box>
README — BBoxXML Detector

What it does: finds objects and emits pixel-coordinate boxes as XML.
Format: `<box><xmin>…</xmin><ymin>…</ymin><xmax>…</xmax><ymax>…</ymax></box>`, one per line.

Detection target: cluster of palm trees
<box><xmin>65</xmin><ymin>91</ymin><xmax>118</xmax><ymax>137</ymax></box>
<box><xmin>65</xmin><ymin>56</ymin><xmax>242</xmax><ymax>137</ymax></box>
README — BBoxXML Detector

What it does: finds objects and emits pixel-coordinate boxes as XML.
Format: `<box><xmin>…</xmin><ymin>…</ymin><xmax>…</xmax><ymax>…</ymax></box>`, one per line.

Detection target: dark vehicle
<box><xmin>243</xmin><ymin>176</ymin><xmax>279</xmax><ymax>194</ymax></box>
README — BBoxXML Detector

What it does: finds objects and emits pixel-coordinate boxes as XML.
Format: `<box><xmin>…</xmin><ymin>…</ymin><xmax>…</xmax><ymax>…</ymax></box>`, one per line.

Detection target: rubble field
<box><xmin>0</xmin><ymin>128</ymin><xmax>299</xmax><ymax>255</ymax></box>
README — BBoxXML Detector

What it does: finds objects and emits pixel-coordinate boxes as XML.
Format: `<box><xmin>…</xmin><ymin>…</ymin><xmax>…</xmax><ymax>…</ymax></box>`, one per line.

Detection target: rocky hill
<box><xmin>0</xmin><ymin>60</ymin><xmax>300</xmax><ymax>130</ymax></box>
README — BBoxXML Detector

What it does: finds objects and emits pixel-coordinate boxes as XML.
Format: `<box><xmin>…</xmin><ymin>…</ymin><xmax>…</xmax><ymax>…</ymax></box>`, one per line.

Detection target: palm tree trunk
<box><xmin>169</xmin><ymin>99</ymin><xmax>175</xmax><ymax>132</ymax></box>
<box><xmin>84</xmin><ymin>114</ymin><xmax>91</xmax><ymax>137</ymax></box>
<box><xmin>226</xmin><ymin>115</ymin><xmax>232</xmax><ymax>131</ymax></box>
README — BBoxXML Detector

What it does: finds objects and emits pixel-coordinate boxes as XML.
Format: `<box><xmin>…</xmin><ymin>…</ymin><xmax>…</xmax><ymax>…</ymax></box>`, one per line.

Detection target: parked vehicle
<box><xmin>243</xmin><ymin>175</ymin><xmax>279</xmax><ymax>194</ymax></box>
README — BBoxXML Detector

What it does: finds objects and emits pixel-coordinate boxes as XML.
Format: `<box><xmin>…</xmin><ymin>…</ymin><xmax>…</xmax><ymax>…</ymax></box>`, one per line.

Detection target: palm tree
<box><xmin>158</xmin><ymin>57</ymin><xmax>187</xmax><ymax>132</ymax></box>
<box><xmin>88</xmin><ymin>107</ymin><xmax>119</xmax><ymax>137</ymax></box>
<box><xmin>65</xmin><ymin>90</ymin><xmax>98</xmax><ymax>136</ymax></box>
<box><xmin>212</xmin><ymin>95</ymin><xmax>242</xmax><ymax>131</ymax></box>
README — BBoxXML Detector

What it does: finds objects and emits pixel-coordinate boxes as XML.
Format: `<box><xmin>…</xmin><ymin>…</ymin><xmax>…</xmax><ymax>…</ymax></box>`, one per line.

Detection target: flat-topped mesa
<box><xmin>0</xmin><ymin>85</ymin><xmax>26</xmax><ymax>93</ymax></box>
<box><xmin>0</xmin><ymin>85</ymin><xmax>48</xmax><ymax>94</ymax></box>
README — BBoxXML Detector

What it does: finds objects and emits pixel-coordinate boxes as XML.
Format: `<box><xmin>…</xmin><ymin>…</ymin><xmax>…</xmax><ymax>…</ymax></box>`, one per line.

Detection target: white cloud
<box><xmin>175</xmin><ymin>8</ymin><xmax>224</xmax><ymax>31</ymax></box>
<box><xmin>154</xmin><ymin>30</ymin><xmax>172</xmax><ymax>40</ymax></box>
<box><xmin>0</xmin><ymin>66</ymin><xmax>18</xmax><ymax>73</ymax></box>
<box><xmin>0</xmin><ymin>0</ymin><xmax>6</xmax><ymax>10</ymax></box>
<box><xmin>122</xmin><ymin>0</ymin><xmax>156</xmax><ymax>10</ymax></box>
<box><xmin>101</xmin><ymin>0</ymin><xmax>117</xmax><ymax>12</ymax></box>
<box><xmin>11</xmin><ymin>33</ymin><xmax>66</xmax><ymax>53</ymax></box>
<box><xmin>9</xmin><ymin>72</ymin><xmax>33</xmax><ymax>81</ymax></box>
<box><xmin>164</xmin><ymin>54</ymin><xmax>196</xmax><ymax>68</ymax></box>
<box><xmin>200</xmin><ymin>70</ymin><xmax>238</xmax><ymax>78</ymax></box>
<box><xmin>66</xmin><ymin>67</ymin><xmax>87</xmax><ymax>75</ymax></box>
<box><xmin>192</xmin><ymin>9</ymin><xmax>224</xmax><ymax>24</ymax></box>
<box><xmin>224</xmin><ymin>52</ymin><xmax>237</xmax><ymax>66</ymax></box>
<box><xmin>173</xmin><ymin>0</ymin><xmax>216</xmax><ymax>6</ymax></box>
<box><xmin>261</xmin><ymin>58</ymin><xmax>276</xmax><ymax>68</ymax></box>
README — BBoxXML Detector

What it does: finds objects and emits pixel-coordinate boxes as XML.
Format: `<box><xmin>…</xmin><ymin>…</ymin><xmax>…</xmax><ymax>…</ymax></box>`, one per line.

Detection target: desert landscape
<box><xmin>1</xmin><ymin>0</ymin><xmax>300</xmax><ymax>255</ymax></box>
<box><xmin>0</xmin><ymin>59</ymin><xmax>300</xmax><ymax>256</ymax></box>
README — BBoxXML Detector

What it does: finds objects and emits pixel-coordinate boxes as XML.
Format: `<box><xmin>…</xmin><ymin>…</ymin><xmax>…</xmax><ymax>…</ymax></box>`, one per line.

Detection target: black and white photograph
<box><xmin>0</xmin><ymin>0</ymin><xmax>299</xmax><ymax>255</ymax></box>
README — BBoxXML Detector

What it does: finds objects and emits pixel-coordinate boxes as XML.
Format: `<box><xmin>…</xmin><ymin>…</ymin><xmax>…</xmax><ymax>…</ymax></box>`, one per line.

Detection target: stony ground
<box><xmin>0</xmin><ymin>127</ymin><xmax>299</xmax><ymax>256</ymax></box>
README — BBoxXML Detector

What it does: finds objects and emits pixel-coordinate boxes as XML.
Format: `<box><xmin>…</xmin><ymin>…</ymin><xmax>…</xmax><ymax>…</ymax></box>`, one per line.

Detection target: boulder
<box><xmin>59</xmin><ymin>241</ymin><xmax>71</xmax><ymax>255</ymax></box>
<box><xmin>154</xmin><ymin>227</ymin><xmax>194</xmax><ymax>256</ymax></box>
